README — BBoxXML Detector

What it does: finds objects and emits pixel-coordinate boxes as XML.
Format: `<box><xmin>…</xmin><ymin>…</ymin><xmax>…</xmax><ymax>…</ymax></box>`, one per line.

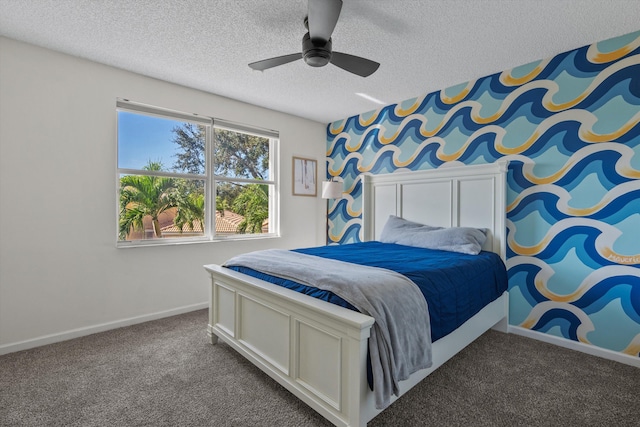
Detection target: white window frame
<box><xmin>116</xmin><ymin>99</ymin><xmax>279</xmax><ymax>247</ymax></box>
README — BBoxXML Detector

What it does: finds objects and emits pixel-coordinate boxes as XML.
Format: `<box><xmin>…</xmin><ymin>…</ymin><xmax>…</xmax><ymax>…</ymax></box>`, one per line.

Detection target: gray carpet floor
<box><xmin>1</xmin><ymin>309</ymin><xmax>638</xmax><ymax>426</ymax></box>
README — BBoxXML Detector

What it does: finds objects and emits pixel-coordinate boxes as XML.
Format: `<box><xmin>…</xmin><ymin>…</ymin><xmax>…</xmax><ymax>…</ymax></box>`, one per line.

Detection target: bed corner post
<box><xmin>207</xmin><ymin>325</ymin><xmax>219</xmax><ymax>344</ymax></box>
<box><xmin>344</xmin><ymin>323</ymin><xmax>373</xmax><ymax>427</ymax></box>
<box><xmin>208</xmin><ymin>272</ymin><xmax>219</xmax><ymax>345</ymax></box>
<box><xmin>361</xmin><ymin>174</ymin><xmax>373</xmax><ymax>242</ymax></box>
<box><xmin>496</xmin><ymin>159</ymin><xmax>510</xmax><ymax>335</ymax></box>
<box><xmin>490</xmin><ymin>291</ymin><xmax>510</xmax><ymax>334</ymax></box>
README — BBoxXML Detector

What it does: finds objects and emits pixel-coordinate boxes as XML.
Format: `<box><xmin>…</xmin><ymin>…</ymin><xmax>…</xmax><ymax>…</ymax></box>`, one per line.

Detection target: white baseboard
<box><xmin>0</xmin><ymin>302</ymin><xmax>208</xmax><ymax>356</ymax></box>
<box><xmin>508</xmin><ymin>325</ymin><xmax>640</xmax><ymax>368</ymax></box>
<box><xmin>4</xmin><ymin>307</ymin><xmax>637</xmax><ymax>370</ymax></box>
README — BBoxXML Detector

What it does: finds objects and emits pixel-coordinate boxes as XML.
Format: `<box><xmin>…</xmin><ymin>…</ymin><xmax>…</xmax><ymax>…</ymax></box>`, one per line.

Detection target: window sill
<box><xmin>116</xmin><ymin>234</ymin><xmax>280</xmax><ymax>248</ymax></box>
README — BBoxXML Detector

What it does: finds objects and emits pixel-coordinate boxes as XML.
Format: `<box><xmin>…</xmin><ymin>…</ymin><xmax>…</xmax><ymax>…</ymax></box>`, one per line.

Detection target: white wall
<box><xmin>0</xmin><ymin>37</ymin><xmax>328</xmax><ymax>353</ymax></box>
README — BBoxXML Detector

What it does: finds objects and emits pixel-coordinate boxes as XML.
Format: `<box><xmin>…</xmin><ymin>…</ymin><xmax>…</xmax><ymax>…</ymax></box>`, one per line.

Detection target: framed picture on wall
<box><xmin>292</xmin><ymin>156</ymin><xmax>317</xmax><ymax>196</ymax></box>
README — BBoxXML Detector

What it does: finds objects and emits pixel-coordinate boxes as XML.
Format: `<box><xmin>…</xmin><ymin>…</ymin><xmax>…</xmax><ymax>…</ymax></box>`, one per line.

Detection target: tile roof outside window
<box><xmin>124</xmin><ymin>208</ymin><xmax>267</xmax><ymax>240</ymax></box>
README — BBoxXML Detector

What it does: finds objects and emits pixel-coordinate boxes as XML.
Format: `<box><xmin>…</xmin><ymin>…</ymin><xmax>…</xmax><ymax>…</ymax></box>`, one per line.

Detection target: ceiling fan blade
<box><xmin>249</xmin><ymin>53</ymin><xmax>302</xmax><ymax>71</ymax></box>
<box><xmin>330</xmin><ymin>51</ymin><xmax>380</xmax><ymax>77</ymax></box>
<box><xmin>308</xmin><ymin>0</ymin><xmax>342</xmax><ymax>41</ymax></box>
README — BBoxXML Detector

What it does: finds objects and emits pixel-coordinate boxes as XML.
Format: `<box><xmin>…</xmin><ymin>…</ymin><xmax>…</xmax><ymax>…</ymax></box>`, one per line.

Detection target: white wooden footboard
<box><xmin>206</xmin><ymin>263</ymin><xmax>508</xmax><ymax>427</ymax></box>
<box><xmin>205</xmin><ymin>264</ymin><xmax>375</xmax><ymax>427</ymax></box>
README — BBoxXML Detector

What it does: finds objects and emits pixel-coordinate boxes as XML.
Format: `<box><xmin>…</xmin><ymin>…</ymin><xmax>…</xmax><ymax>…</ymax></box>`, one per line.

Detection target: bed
<box><xmin>204</xmin><ymin>161</ymin><xmax>509</xmax><ymax>426</ymax></box>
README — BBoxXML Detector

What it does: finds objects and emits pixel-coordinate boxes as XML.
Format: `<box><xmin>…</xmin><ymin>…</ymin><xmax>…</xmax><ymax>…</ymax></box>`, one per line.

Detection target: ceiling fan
<box><xmin>248</xmin><ymin>0</ymin><xmax>380</xmax><ymax>77</ymax></box>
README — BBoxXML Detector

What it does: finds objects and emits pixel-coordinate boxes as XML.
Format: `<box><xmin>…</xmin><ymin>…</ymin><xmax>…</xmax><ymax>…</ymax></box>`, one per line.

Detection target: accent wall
<box><xmin>326</xmin><ymin>30</ymin><xmax>640</xmax><ymax>359</ymax></box>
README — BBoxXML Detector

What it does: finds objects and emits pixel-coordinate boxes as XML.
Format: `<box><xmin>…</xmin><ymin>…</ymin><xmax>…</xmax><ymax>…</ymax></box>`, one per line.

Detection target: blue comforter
<box><xmin>227</xmin><ymin>241</ymin><xmax>508</xmax><ymax>342</ymax></box>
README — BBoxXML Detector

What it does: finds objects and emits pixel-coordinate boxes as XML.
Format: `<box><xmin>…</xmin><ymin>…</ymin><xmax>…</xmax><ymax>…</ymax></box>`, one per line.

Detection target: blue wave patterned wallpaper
<box><xmin>326</xmin><ymin>30</ymin><xmax>640</xmax><ymax>358</ymax></box>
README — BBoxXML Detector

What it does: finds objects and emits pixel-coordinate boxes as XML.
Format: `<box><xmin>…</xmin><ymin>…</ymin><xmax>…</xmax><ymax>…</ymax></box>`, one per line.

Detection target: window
<box><xmin>116</xmin><ymin>99</ymin><xmax>279</xmax><ymax>246</ymax></box>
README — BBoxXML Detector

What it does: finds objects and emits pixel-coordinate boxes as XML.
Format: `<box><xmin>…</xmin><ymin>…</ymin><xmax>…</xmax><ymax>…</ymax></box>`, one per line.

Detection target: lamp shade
<box><xmin>321</xmin><ymin>180</ymin><xmax>343</xmax><ymax>199</ymax></box>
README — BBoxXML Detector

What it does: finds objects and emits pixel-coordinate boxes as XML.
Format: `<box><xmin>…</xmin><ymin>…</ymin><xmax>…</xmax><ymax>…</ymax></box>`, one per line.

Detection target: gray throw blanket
<box><xmin>224</xmin><ymin>249</ymin><xmax>432</xmax><ymax>409</ymax></box>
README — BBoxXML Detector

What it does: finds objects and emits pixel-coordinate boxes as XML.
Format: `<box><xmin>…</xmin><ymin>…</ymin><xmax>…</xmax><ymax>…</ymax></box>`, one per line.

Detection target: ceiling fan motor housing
<box><xmin>302</xmin><ymin>32</ymin><xmax>332</xmax><ymax>67</ymax></box>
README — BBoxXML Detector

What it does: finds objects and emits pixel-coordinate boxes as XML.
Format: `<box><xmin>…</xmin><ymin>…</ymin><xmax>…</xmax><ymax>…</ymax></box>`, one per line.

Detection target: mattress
<box><xmin>226</xmin><ymin>241</ymin><xmax>508</xmax><ymax>342</ymax></box>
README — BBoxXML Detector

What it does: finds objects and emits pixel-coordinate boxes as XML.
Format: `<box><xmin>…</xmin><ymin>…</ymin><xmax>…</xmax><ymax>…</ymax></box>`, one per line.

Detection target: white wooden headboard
<box><xmin>362</xmin><ymin>161</ymin><xmax>509</xmax><ymax>260</ymax></box>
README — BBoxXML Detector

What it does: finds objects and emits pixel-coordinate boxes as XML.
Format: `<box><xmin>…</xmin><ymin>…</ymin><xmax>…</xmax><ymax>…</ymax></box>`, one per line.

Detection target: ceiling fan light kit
<box><xmin>248</xmin><ymin>0</ymin><xmax>380</xmax><ymax>77</ymax></box>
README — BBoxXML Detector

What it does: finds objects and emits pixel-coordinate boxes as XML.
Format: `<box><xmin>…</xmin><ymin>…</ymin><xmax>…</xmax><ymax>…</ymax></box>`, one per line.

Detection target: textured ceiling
<box><xmin>1</xmin><ymin>0</ymin><xmax>639</xmax><ymax>124</ymax></box>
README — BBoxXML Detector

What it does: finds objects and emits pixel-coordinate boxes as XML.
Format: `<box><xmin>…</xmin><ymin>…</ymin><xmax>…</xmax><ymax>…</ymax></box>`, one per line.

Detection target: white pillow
<box><xmin>379</xmin><ymin>215</ymin><xmax>487</xmax><ymax>255</ymax></box>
